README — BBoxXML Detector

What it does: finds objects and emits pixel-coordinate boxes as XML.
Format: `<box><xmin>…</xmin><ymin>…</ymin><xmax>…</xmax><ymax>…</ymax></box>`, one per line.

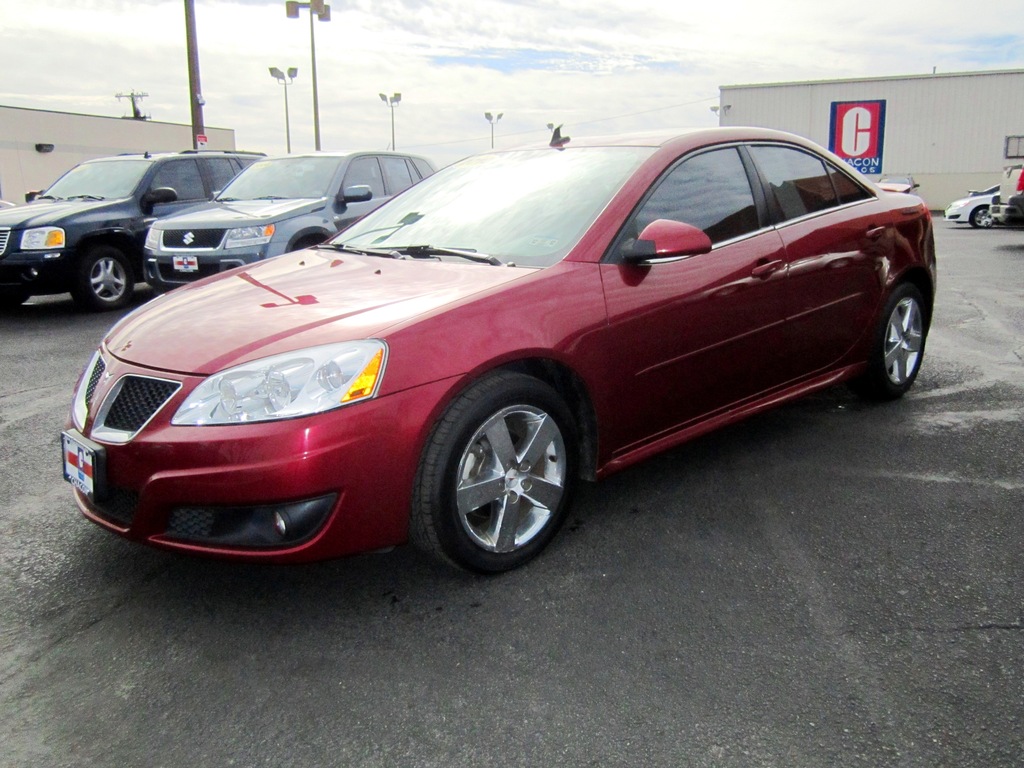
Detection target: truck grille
<box><xmin>161</xmin><ymin>229</ymin><xmax>226</xmax><ymax>249</ymax></box>
<box><xmin>0</xmin><ymin>228</ymin><xmax>10</xmax><ymax>256</ymax></box>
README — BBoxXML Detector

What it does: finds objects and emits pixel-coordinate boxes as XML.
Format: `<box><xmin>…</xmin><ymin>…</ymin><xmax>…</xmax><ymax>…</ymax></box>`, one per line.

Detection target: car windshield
<box><xmin>42</xmin><ymin>159</ymin><xmax>152</xmax><ymax>199</ymax></box>
<box><xmin>336</xmin><ymin>146</ymin><xmax>655</xmax><ymax>267</ymax></box>
<box><xmin>217</xmin><ymin>156</ymin><xmax>341</xmax><ymax>201</ymax></box>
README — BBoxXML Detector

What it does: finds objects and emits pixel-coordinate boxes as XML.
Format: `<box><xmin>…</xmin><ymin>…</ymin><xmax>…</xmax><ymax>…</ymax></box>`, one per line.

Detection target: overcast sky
<box><xmin>2</xmin><ymin>0</ymin><xmax>1022</xmax><ymax>167</ymax></box>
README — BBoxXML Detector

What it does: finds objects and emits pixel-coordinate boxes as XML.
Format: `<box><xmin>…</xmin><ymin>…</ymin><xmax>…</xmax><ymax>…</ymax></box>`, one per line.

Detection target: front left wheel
<box><xmin>411</xmin><ymin>372</ymin><xmax>578</xmax><ymax>573</ymax></box>
<box><xmin>969</xmin><ymin>205</ymin><xmax>993</xmax><ymax>228</ymax></box>
<box><xmin>72</xmin><ymin>244</ymin><xmax>134</xmax><ymax>311</ymax></box>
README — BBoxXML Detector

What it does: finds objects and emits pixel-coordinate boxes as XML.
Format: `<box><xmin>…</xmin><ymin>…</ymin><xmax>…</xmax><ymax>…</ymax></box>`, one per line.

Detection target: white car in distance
<box><xmin>944</xmin><ymin>184</ymin><xmax>998</xmax><ymax>228</ymax></box>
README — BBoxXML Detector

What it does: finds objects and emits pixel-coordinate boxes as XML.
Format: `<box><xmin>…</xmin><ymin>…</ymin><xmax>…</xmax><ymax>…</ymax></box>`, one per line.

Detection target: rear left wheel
<box><xmin>852</xmin><ymin>283</ymin><xmax>927</xmax><ymax>400</ymax></box>
<box><xmin>411</xmin><ymin>372</ymin><xmax>577</xmax><ymax>573</ymax></box>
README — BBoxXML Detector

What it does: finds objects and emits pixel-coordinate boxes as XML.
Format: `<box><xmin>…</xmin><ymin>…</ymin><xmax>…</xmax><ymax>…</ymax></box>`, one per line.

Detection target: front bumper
<box><xmin>0</xmin><ymin>247</ymin><xmax>76</xmax><ymax>292</ymax></box>
<box><xmin>144</xmin><ymin>244</ymin><xmax>269</xmax><ymax>290</ymax></box>
<box><xmin>68</xmin><ymin>353</ymin><xmax>453</xmax><ymax>562</ymax></box>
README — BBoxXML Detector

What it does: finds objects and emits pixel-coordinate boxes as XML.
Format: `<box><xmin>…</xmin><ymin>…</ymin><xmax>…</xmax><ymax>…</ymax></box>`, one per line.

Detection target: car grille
<box><xmin>92</xmin><ymin>486</ymin><xmax>139</xmax><ymax>528</ymax></box>
<box><xmin>84</xmin><ymin>356</ymin><xmax>106</xmax><ymax>409</ymax></box>
<box><xmin>104</xmin><ymin>377</ymin><xmax>180</xmax><ymax>432</ymax></box>
<box><xmin>161</xmin><ymin>228</ymin><xmax>226</xmax><ymax>249</ymax></box>
<box><xmin>0</xmin><ymin>227</ymin><xmax>10</xmax><ymax>256</ymax></box>
<box><xmin>91</xmin><ymin>374</ymin><xmax>181</xmax><ymax>443</ymax></box>
<box><xmin>167</xmin><ymin>508</ymin><xmax>216</xmax><ymax>540</ymax></box>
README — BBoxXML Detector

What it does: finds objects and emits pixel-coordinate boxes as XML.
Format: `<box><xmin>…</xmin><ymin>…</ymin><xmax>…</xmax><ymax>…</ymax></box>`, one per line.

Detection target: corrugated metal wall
<box><xmin>717</xmin><ymin>70</ymin><xmax>1024</xmax><ymax>209</ymax></box>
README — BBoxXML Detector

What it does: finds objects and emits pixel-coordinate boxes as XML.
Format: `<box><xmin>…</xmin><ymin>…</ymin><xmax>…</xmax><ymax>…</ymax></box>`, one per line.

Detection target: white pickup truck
<box><xmin>989</xmin><ymin>163</ymin><xmax>1024</xmax><ymax>225</ymax></box>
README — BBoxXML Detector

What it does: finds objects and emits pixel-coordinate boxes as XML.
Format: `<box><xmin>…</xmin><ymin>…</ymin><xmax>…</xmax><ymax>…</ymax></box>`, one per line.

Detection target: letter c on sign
<box><xmin>841</xmin><ymin>107</ymin><xmax>872</xmax><ymax>157</ymax></box>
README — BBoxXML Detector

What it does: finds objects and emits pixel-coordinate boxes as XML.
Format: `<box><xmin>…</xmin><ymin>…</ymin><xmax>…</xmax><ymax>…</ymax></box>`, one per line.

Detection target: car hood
<box><xmin>105</xmin><ymin>249</ymin><xmax>533</xmax><ymax>375</ymax></box>
<box><xmin>0</xmin><ymin>198</ymin><xmax>126</xmax><ymax>228</ymax></box>
<box><xmin>152</xmin><ymin>198</ymin><xmax>325</xmax><ymax>228</ymax></box>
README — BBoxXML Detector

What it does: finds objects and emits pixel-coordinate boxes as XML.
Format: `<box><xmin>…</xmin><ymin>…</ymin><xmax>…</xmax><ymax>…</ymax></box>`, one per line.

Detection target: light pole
<box><xmin>269</xmin><ymin>67</ymin><xmax>298</xmax><ymax>153</ymax></box>
<box><xmin>379</xmin><ymin>92</ymin><xmax>401</xmax><ymax>150</ymax></box>
<box><xmin>285</xmin><ymin>1</ymin><xmax>330</xmax><ymax>151</ymax></box>
<box><xmin>484</xmin><ymin>111</ymin><xmax>503</xmax><ymax>148</ymax></box>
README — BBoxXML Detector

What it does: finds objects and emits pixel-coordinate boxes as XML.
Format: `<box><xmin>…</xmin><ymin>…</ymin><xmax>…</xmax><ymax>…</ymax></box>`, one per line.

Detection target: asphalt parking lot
<box><xmin>1</xmin><ymin>222</ymin><xmax>1021</xmax><ymax>767</ymax></box>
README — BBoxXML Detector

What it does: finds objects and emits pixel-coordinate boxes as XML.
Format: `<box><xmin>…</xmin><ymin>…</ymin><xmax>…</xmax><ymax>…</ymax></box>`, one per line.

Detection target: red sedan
<box><xmin>63</xmin><ymin>127</ymin><xmax>936</xmax><ymax>572</ymax></box>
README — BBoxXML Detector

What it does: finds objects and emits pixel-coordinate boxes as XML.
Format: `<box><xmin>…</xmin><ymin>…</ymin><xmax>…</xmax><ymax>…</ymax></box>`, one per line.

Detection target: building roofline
<box><xmin>0</xmin><ymin>102</ymin><xmax>231</xmax><ymax>131</ymax></box>
<box><xmin>720</xmin><ymin>68</ymin><xmax>1024</xmax><ymax>91</ymax></box>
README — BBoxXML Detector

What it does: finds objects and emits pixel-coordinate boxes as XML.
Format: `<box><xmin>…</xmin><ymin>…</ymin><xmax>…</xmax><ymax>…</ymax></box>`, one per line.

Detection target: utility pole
<box><xmin>184</xmin><ymin>0</ymin><xmax>206</xmax><ymax>149</ymax></box>
<box><xmin>116</xmin><ymin>91</ymin><xmax>150</xmax><ymax>120</ymax></box>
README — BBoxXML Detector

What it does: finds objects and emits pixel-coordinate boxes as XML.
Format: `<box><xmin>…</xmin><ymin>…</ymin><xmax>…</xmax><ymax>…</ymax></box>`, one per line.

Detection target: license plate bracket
<box><xmin>61</xmin><ymin>430</ymin><xmax>107</xmax><ymax>502</ymax></box>
<box><xmin>173</xmin><ymin>255</ymin><xmax>199</xmax><ymax>272</ymax></box>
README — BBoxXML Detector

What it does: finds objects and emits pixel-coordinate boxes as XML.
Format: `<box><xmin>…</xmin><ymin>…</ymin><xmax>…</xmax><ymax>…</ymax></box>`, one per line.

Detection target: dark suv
<box><xmin>0</xmin><ymin>150</ymin><xmax>261</xmax><ymax>311</ymax></box>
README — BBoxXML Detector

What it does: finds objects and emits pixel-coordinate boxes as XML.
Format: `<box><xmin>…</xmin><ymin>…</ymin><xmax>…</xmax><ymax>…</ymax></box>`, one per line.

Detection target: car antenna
<box><xmin>549</xmin><ymin>124</ymin><xmax>570</xmax><ymax>149</ymax></box>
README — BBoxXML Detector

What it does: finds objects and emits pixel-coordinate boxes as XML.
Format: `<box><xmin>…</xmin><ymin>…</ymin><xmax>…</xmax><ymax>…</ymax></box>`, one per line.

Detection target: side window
<box><xmin>829</xmin><ymin>165</ymin><xmax>873</xmax><ymax>204</ymax></box>
<box><xmin>749</xmin><ymin>145</ymin><xmax>838</xmax><ymax>221</ymax></box>
<box><xmin>634</xmin><ymin>147</ymin><xmax>759</xmax><ymax>245</ymax></box>
<box><xmin>204</xmin><ymin>158</ymin><xmax>240</xmax><ymax>194</ymax></box>
<box><xmin>411</xmin><ymin>158</ymin><xmax>433</xmax><ymax>180</ymax></box>
<box><xmin>342</xmin><ymin>157</ymin><xmax>385</xmax><ymax>198</ymax></box>
<box><xmin>380</xmin><ymin>156</ymin><xmax>415</xmax><ymax>195</ymax></box>
<box><xmin>150</xmin><ymin>159</ymin><xmax>205</xmax><ymax>201</ymax></box>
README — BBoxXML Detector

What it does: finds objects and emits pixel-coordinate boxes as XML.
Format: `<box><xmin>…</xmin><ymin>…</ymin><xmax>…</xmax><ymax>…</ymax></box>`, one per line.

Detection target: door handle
<box><xmin>865</xmin><ymin>225</ymin><xmax>887</xmax><ymax>240</ymax></box>
<box><xmin>751</xmin><ymin>259</ymin><xmax>784</xmax><ymax>278</ymax></box>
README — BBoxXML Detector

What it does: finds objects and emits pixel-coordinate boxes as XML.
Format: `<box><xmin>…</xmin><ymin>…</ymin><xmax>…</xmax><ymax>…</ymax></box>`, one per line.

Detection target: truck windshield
<box><xmin>43</xmin><ymin>159</ymin><xmax>152</xmax><ymax>200</ymax></box>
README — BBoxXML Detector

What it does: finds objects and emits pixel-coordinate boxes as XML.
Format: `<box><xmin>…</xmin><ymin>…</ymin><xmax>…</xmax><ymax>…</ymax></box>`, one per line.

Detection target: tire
<box><xmin>0</xmin><ymin>287</ymin><xmax>30</xmax><ymax>310</ymax></box>
<box><xmin>410</xmin><ymin>371</ymin><xmax>577</xmax><ymax>573</ymax></box>
<box><xmin>969</xmin><ymin>205</ymin><xmax>993</xmax><ymax>228</ymax></box>
<box><xmin>852</xmin><ymin>283</ymin><xmax>927</xmax><ymax>400</ymax></box>
<box><xmin>72</xmin><ymin>244</ymin><xmax>134</xmax><ymax>311</ymax></box>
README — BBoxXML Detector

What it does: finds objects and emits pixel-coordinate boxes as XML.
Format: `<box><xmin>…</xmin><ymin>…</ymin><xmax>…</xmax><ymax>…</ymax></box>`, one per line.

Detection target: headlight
<box><xmin>172</xmin><ymin>341</ymin><xmax>387</xmax><ymax>425</ymax></box>
<box><xmin>144</xmin><ymin>228</ymin><xmax>160</xmax><ymax>250</ymax></box>
<box><xmin>224</xmin><ymin>224</ymin><xmax>276</xmax><ymax>249</ymax></box>
<box><xmin>21</xmin><ymin>227</ymin><xmax>65</xmax><ymax>250</ymax></box>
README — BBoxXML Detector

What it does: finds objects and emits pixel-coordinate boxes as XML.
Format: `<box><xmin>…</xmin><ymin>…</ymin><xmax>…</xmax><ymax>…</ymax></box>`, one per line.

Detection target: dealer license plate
<box><xmin>173</xmin><ymin>255</ymin><xmax>199</xmax><ymax>272</ymax></box>
<box><xmin>61</xmin><ymin>430</ymin><xmax>106</xmax><ymax>501</ymax></box>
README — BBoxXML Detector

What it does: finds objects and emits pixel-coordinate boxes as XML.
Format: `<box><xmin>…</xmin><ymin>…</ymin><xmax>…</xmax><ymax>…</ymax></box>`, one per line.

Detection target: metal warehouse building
<box><xmin>714</xmin><ymin>69</ymin><xmax>1024</xmax><ymax>209</ymax></box>
<box><xmin>0</xmin><ymin>105</ymin><xmax>236</xmax><ymax>204</ymax></box>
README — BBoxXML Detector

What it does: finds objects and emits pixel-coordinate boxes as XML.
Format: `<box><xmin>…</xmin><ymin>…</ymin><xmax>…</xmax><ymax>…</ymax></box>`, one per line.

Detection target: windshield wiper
<box><xmin>252</xmin><ymin>195</ymin><xmax>290</xmax><ymax>200</ymax></box>
<box><xmin>315</xmin><ymin>243</ymin><xmax>403</xmax><ymax>258</ymax></box>
<box><xmin>65</xmin><ymin>194</ymin><xmax>106</xmax><ymax>201</ymax></box>
<box><xmin>393</xmin><ymin>245</ymin><xmax>505</xmax><ymax>266</ymax></box>
<box><xmin>34</xmin><ymin>194</ymin><xmax>60</xmax><ymax>201</ymax></box>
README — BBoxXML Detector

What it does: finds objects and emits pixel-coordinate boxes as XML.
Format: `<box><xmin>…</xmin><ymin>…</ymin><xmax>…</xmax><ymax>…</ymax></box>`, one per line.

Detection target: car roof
<box><xmin>504</xmin><ymin>126</ymin><xmax>831</xmax><ymax>153</ymax></box>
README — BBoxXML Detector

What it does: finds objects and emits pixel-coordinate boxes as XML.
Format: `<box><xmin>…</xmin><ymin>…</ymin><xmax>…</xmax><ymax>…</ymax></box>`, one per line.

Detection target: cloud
<box><xmin>1</xmin><ymin>0</ymin><xmax>1023</xmax><ymax>168</ymax></box>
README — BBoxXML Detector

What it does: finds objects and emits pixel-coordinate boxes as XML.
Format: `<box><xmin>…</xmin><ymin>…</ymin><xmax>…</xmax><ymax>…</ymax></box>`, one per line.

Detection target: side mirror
<box><xmin>25</xmin><ymin>190</ymin><xmax>40</xmax><ymax>203</ymax></box>
<box><xmin>142</xmin><ymin>186</ymin><xmax>178</xmax><ymax>207</ymax></box>
<box><xmin>622</xmin><ymin>219</ymin><xmax>712</xmax><ymax>264</ymax></box>
<box><xmin>338</xmin><ymin>185</ymin><xmax>372</xmax><ymax>205</ymax></box>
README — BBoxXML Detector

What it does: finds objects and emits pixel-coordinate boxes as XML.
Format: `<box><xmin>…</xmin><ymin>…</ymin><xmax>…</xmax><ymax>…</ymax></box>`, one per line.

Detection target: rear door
<box><xmin>745</xmin><ymin>144</ymin><xmax>886</xmax><ymax>379</ymax></box>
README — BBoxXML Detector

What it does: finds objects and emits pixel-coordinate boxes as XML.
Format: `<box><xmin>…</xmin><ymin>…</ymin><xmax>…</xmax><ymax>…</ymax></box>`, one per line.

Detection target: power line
<box><xmin>404</xmin><ymin>95</ymin><xmax>719</xmax><ymax>150</ymax></box>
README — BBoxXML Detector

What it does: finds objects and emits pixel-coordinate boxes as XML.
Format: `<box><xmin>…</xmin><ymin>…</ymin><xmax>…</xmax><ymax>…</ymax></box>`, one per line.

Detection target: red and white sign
<box><xmin>829</xmin><ymin>100</ymin><xmax>886</xmax><ymax>175</ymax></box>
<box><xmin>196</xmin><ymin>134</ymin><xmax>208</xmax><ymax>148</ymax></box>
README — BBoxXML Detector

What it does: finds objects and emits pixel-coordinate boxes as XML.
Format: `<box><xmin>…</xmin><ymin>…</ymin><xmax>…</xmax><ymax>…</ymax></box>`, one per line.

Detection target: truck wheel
<box><xmin>72</xmin><ymin>245</ymin><xmax>135</xmax><ymax>312</ymax></box>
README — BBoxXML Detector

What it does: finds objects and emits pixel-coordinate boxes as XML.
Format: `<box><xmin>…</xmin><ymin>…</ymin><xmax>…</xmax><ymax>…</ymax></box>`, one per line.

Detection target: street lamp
<box><xmin>269</xmin><ymin>67</ymin><xmax>298</xmax><ymax>153</ymax></box>
<box><xmin>379</xmin><ymin>92</ymin><xmax>401</xmax><ymax>150</ymax></box>
<box><xmin>285</xmin><ymin>1</ymin><xmax>330</xmax><ymax>151</ymax></box>
<box><xmin>484</xmin><ymin>111</ymin><xmax>503</xmax><ymax>148</ymax></box>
